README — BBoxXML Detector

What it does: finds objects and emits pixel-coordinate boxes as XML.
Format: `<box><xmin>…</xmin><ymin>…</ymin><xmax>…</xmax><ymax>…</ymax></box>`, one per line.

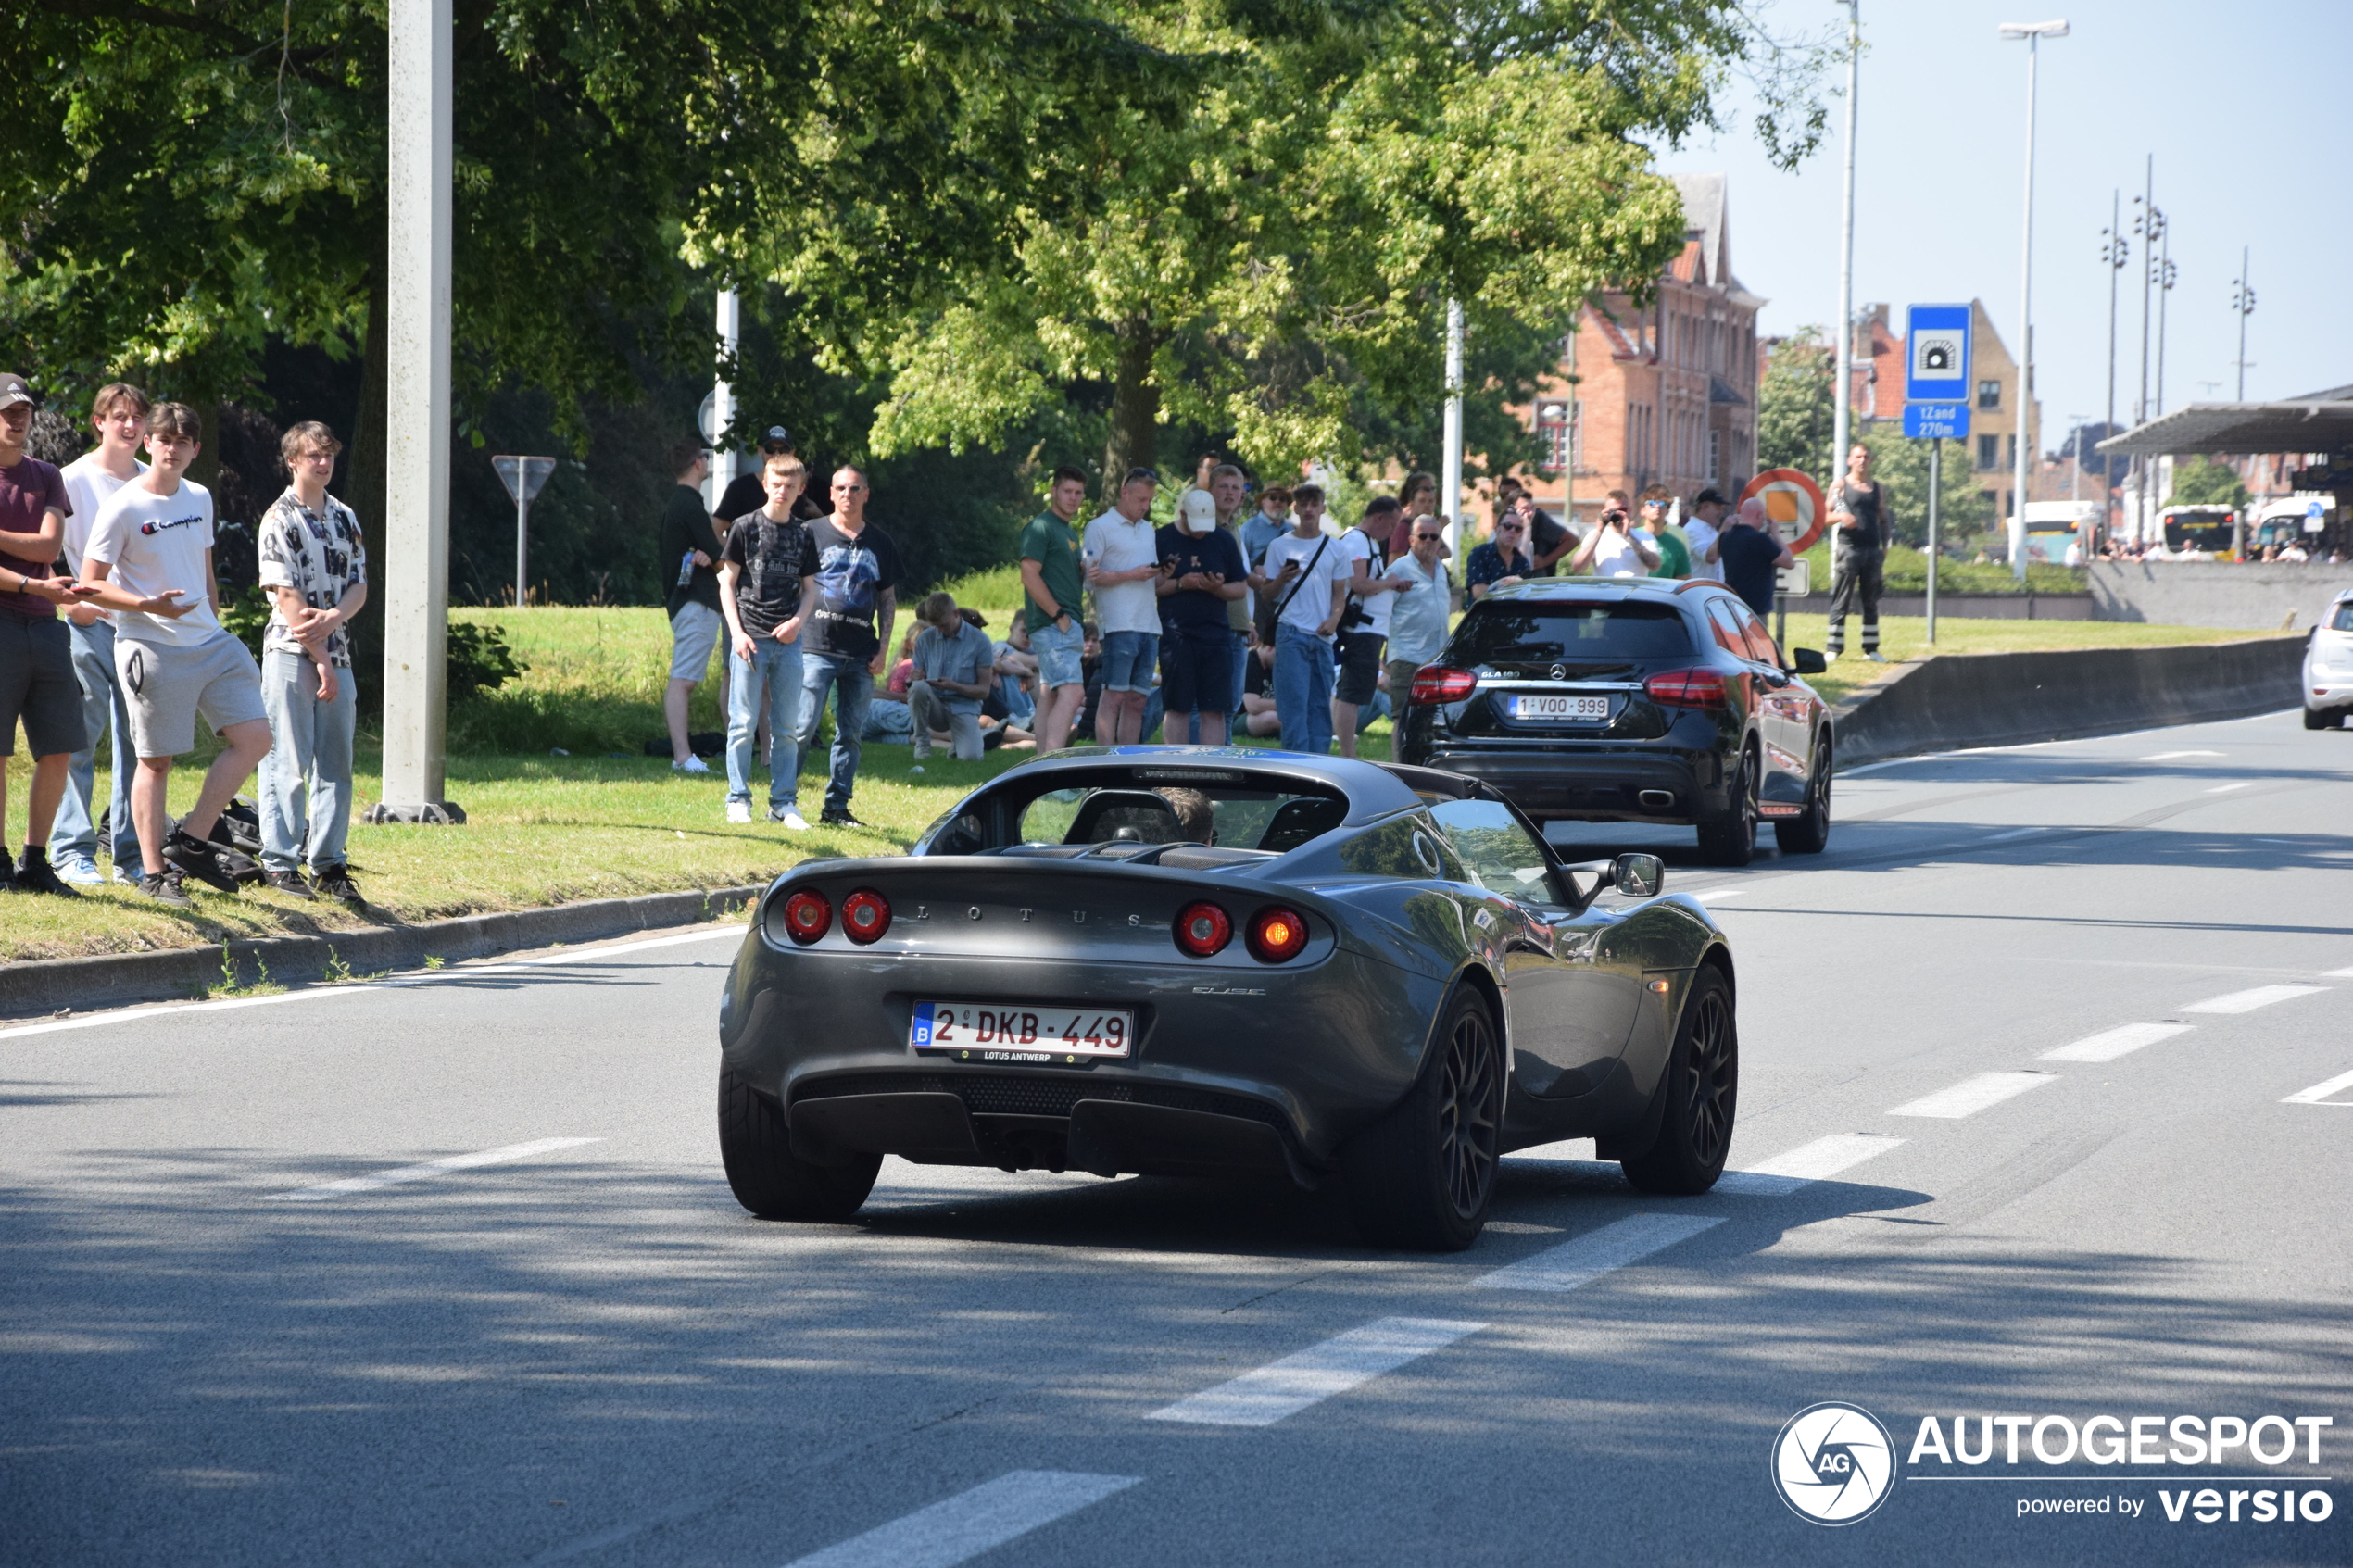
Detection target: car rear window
<box><xmin>1449</xmin><ymin>600</ymin><xmax>1695</xmax><ymax>663</ymax></box>
<box><xmin>2333</xmin><ymin>602</ymin><xmax>2353</xmax><ymax>633</ymax></box>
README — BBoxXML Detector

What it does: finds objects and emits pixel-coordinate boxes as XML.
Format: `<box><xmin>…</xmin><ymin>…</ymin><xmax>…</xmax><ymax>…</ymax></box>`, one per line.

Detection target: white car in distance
<box><xmin>2305</xmin><ymin>589</ymin><xmax>2353</xmax><ymax>730</ymax></box>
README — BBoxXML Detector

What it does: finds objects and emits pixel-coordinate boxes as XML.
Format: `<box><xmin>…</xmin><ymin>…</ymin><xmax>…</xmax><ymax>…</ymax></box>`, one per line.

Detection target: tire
<box><xmin>718</xmin><ymin>1066</ymin><xmax>881</xmax><ymax>1221</ymax></box>
<box><xmin>1697</xmin><ymin>745</ymin><xmax>1759</xmax><ymax>867</ymax></box>
<box><xmin>1619</xmin><ymin>966</ymin><xmax>1738</xmax><ymax>1196</ymax></box>
<box><xmin>1773</xmin><ymin>738</ymin><xmax>1833</xmax><ymax>854</ymax></box>
<box><xmin>1342</xmin><ymin>987</ymin><xmax>1504</xmax><ymax>1251</ymax></box>
<box><xmin>2305</xmin><ymin>707</ymin><xmax>2339</xmax><ymax>731</ymax></box>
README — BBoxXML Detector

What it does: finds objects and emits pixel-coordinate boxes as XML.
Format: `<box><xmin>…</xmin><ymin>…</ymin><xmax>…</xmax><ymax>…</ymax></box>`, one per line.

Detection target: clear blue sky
<box><xmin>1654</xmin><ymin>0</ymin><xmax>2351</xmax><ymax>447</ymax></box>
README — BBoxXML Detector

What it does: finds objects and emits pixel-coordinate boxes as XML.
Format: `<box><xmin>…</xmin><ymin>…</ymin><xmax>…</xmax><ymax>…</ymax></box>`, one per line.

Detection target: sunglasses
<box><xmin>1496</xmin><ymin>522</ymin><xmax>1525</xmax><ymax>532</ymax></box>
<box><xmin>1412</xmin><ymin>533</ymin><xmax>1443</xmax><ymax>542</ymax></box>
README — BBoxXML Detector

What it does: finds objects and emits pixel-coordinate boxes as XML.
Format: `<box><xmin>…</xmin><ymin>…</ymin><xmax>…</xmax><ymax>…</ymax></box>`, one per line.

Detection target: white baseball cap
<box><xmin>1179</xmin><ymin>488</ymin><xmax>1216</xmax><ymax>531</ymax></box>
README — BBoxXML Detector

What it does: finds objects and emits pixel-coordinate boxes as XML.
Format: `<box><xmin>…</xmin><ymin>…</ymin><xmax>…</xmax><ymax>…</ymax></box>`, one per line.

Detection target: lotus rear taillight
<box><xmin>1174</xmin><ymin>901</ymin><xmax>1233</xmax><ymax>958</ymax></box>
<box><xmin>1409</xmin><ymin>666</ymin><xmax>1478</xmax><ymax>705</ymax></box>
<box><xmin>841</xmin><ymin>888</ymin><xmax>891</xmax><ymax>944</ymax></box>
<box><xmin>1643</xmin><ymin>668</ymin><xmax>1729</xmax><ymax>709</ymax></box>
<box><xmin>780</xmin><ymin>889</ymin><xmax>832</xmax><ymax>944</ymax></box>
<box><xmin>1246</xmin><ymin>906</ymin><xmax>1309</xmax><ymax>963</ymax></box>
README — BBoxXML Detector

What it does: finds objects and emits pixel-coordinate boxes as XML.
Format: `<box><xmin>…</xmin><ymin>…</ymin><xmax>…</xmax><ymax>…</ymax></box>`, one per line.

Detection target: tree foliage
<box><xmin>2166</xmin><ymin>455</ymin><xmax>2249</xmax><ymax>509</ymax></box>
<box><xmin>1854</xmin><ymin>422</ymin><xmax>1994</xmax><ymax>549</ymax></box>
<box><xmin>1755</xmin><ymin>325</ymin><xmax>1835</xmax><ymax>482</ymax></box>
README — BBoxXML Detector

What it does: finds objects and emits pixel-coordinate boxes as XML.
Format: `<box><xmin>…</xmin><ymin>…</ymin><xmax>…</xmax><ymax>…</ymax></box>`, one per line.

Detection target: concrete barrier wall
<box><xmin>2089</xmin><ymin>561</ymin><xmax>2353</xmax><ymax>631</ymax></box>
<box><xmin>1784</xmin><ymin>590</ymin><xmax>2095</xmax><ymax>621</ymax></box>
<box><xmin>1831</xmin><ymin>635</ymin><xmax>2305</xmax><ymax>768</ymax></box>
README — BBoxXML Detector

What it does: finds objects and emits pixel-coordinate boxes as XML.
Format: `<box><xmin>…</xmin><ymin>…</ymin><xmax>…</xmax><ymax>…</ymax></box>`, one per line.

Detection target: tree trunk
<box><xmin>1101</xmin><ymin>325</ymin><xmax>1163</xmax><ymax>491</ymax></box>
<box><xmin>185</xmin><ymin>400</ymin><xmax>222</xmax><ymax>495</ymax></box>
<box><xmin>346</xmin><ymin>258</ymin><xmax>390</xmax><ymax>725</ymax></box>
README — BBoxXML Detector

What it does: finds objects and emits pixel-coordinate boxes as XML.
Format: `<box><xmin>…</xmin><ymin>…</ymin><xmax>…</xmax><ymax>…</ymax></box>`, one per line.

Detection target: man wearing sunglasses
<box><xmin>1381</xmin><ymin>515</ymin><xmax>1451</xmax><ymax>705</ymax></box>
<box><xmin>1466</xmin><ymin>513</ymin><xmax>1536</xmax><ymax>602</ymax></box>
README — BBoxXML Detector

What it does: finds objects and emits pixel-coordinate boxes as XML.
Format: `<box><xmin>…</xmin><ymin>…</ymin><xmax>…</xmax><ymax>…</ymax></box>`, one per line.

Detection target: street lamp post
<box><xmin>1831</xmin><ymin>0</ymin><xmax>1861</xmax><ymax>489</ymax></box>
<box><xmin>2154</xmin><ymin>232</ymin><xmax>2177</xmax><ymax>418</ymax></box>
<box><xmin>1999</xmin><ymin>19</ymin><xmax>2068</xmax><ymax>583</ymax></box>
<box><xmin>1441</xmin><ymin>296</ymin><xmax>1465</xmax><ymax>567</ymax></box>
<box><xmin>2232</xmin><ymin>249</ymin><xmax>2258</xmax><ymax>401</ymax></box>
<box><xmin>2100</xmin><ymin>192</ymin><xmax>2127</xmax><ymax>542</ymax></box>
<box><xmin>2132</xmin><ymin>162</ymin><xmax>2162</xmax><ymax>548</ymax></box>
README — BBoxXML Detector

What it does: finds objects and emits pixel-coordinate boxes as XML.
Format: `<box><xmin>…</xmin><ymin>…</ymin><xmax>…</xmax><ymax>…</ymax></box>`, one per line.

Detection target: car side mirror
<box><xmin>1612</xmin><ymin>852</ymin><xmax>1664</xmax><ymax>898</ymax></box>
<box><xmin>1791</xmin><ymin>648</ymin><xmax>1828</xmax><ymax>675</ymax></box>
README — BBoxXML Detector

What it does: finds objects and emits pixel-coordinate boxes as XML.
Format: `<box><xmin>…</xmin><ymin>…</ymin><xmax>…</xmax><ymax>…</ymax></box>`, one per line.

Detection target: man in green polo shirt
<box><xmin>1018</xmin><ymin>465</ymin><xmax>1088</xmax><ymax>752</ymax></box>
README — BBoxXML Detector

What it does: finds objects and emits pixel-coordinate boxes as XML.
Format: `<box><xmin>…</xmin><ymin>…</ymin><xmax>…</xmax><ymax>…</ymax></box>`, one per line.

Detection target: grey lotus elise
<box><xmin>716</xmin><ymin>747</ymin><xmax>1737</xmax><ymax>1249</ymax></box>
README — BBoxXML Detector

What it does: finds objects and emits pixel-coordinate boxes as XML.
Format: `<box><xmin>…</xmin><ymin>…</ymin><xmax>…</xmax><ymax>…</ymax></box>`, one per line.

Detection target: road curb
<box><xmin>1831</xmin><ymin>634</ymin><xmax>2304</xmax><ymax>768</ymax></box>
<box><xmin>0</xmin><ymin>883</ymin><xmax>765</xmax><ymax>1022</ymax></box>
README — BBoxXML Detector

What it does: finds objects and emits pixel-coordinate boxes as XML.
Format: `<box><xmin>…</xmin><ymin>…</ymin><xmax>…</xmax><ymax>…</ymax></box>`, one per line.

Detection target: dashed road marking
<box><xmin>2282</xmin><ymin>1069</ymin><xmax>2353</xmax><ymax>1108</ymax></box>
<box><xmin>1694</xmin><ymin>888</ymin><xmax>1748</xmax><ymax>902</ymax></box>
<box><xmin>2181</xmin><ymin>985</ymin><xmax>2328</xmax><ymax>1014</ymax></box>
<box><xmin>2040</xmin><ymin>1022</ymin><xmax>2194</xmax><ymax>1063</ymax></box>
<box><xmin>1716</xmin><ymin>1134</ymin><xmax>1906</xmax><ymax>1196</ymax></box>
<box><xmin>264</xmin><ymin>1137</ymin><xmax>601</xmax><ymax>1200</ymax></box>
<box><xmin>1147</xmin><ymin>1317</ymin><xmax>1485</xmax><ymax>1427</ymax></box>
<box><xmin>2144</xmin><ymin>750</ymin><xmax>2226</xmax><ymax>761</ymax></box>
<box><xmin>1476</xmin><ymin>1213</ymin><xmax>1724</xmax><ymax>1293</ymax></box>
<box><xmin>2207</xmin><ymin>781</ymin><xmax>2256</xmax><ymax>794</ymax></box>
<box><xmin>1888</xmin><ymin>1072</ymin><xmax>2057</xmax><ymax>1120</ymax></box>
<box><xmin>780</xmin><ymin>1471</ymin><xmax>1139</xmax><ymax>1568</ymax></box>
<box><xmin>1981</xmin><ymin>827</ymin><xmax>2047</xmax><ymax>844</ymax></box>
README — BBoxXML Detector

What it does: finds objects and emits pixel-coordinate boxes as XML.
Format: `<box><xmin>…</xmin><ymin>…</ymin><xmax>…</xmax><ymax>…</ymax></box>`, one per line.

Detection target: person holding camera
<box><xmin>1249</xmin><ymin>483</ymin><xmax>1351</xmax><ymax>755</ymax></box>
<box><xmin>1333</xmin><ymin>495</ymin><xmax>1406</xmax><ymax>759</ymax></box>
<box><xmin>1568</xmin><ymin>502</ymin><xmax>1660</xmax><ymax>578</ymax></box>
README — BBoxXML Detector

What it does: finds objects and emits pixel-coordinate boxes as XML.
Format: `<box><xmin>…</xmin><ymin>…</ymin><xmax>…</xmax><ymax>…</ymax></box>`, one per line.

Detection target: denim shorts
<box><xmin>1029</xmin><ymin>619</ymin><xmax>1085</xmax><ymax>689</ymax></box>
<box><xmin>1099</xmin><ymin>630</ymin><xmax>1159</xmax><ymax>694</ymax></box>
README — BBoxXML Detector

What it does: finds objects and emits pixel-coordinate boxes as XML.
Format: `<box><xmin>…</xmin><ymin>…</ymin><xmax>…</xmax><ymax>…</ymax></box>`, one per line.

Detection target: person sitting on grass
<box><xmin>908</xmin><ymin>592</ymin><xmax>995</xmax><ymax>763</ymax></box>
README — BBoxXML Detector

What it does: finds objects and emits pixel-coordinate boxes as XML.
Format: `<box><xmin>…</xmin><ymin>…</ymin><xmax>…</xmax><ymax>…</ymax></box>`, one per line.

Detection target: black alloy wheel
<box><xmin>1773</xmin><ymin>738</ymin><xmax>1834</xmax><ymax>854</ymax></box>
<box><xmin>1343</xmin><ymin>989</ymin><xmax>1504</xmax><ymax>1250</ymax></box>
<box><xmin>718</xmin><ymin>1066</ymin><xmax>883</xmax><ymax>1221</ymax></box>
<box><xmin>1621</xmin><ymin>966</ymin><xmax>1738</xmax><ymax>1195</ymax></box>
<box><xmin>1697</xmin><ymin>745</ymin><xmax>1759</xmax><ymax>867</ymax></box>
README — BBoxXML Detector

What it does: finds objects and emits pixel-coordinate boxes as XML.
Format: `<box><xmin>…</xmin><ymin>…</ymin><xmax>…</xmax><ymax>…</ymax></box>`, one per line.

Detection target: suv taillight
<box><xmin>1410</xmin><ymin>666</ymin><xmax>1478</xmax><ymax>705</ymax></box>
<box><xmin>1644</xmin><ymin>668</ymin><xmax>1729</xmax><ymax>709</ymax></box>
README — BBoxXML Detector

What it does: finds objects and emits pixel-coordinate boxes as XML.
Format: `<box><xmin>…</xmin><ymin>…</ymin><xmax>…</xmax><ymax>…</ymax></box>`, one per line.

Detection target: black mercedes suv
<box><xmin>1394</xmin><ymin>577</ymin><xmax>1833</xmax><ymax>866</ymax></box>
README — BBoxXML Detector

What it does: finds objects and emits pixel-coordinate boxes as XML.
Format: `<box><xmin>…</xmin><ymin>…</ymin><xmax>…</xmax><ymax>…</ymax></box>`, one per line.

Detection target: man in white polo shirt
<box><xmin>1081</xmin><ymin>467</ymin><xmax>1164</xmax><ymax>745</ymax></box>
<box><xmin>78</xmin><ymin>402</ymin><xmax>270</xmax><ymax>906</ymax></box>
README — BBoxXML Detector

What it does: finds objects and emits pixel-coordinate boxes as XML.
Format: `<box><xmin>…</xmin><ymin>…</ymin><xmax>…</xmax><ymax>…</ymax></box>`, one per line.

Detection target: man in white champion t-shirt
<box><xmin>49</xmin><ymin>381</ymin><xmax>149</xmax><ymax>884</ymax></box>
<box><xmin>78</xmin><ymin>402</ymin><xmax>271</xmax><ymax>906</ymax></box>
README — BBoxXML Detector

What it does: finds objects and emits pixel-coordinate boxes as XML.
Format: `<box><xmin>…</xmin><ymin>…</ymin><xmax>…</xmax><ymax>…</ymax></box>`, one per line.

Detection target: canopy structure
<box><xmin>2097</xmin><ymin>386</ymin><xmax>2353</xmax><ymax>458</ymax></box>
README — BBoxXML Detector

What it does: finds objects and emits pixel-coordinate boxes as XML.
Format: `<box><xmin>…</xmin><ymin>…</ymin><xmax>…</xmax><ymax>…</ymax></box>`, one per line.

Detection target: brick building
<box><xmin>1515</xmin><ymin>174</ymin><xmax>1764</xmax><ymax>527</ymax></box>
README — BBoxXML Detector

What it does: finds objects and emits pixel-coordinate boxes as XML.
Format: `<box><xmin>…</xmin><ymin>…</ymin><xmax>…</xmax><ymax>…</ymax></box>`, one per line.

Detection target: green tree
<box><xmin>2167</xmin><ymin>455</ymin><xmax>2249</xmax><ymax>508</ymax></box>
<box><xmin>1755</xmin><ymin>325</ymin><xmax>1835</xmax><ymax>482</ymax></box>
<box><xmin>1856</xmin><ymin>422</ymin><xmax>1994</xmax><ymax>549</ymax></box>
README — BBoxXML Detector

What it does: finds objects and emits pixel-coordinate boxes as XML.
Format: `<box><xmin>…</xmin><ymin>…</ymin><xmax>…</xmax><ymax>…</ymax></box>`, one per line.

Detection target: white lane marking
<box><xmin>1475</xmin><ymin>1212</ymin><xmax>1724</xmax><ymax>1293</ymax></box>
<box><xmin>2207</xmin><ymin>780</ymin><xmax>2256</xmax><ymax>794</ymax></box>
<box><xmin>1715</xmin><ymin>1134</ymin><xmax>1906</xmax><ymax>1196</ymax></box>
<box><xmin>1981</xmin><ymin>826</ymin><xmax>2047</xmax><ymax>844</ymax></box>
<box><xmin>2325</xmin><ymin>966</ymin><xmax>2353</xmax><ymax>979</ymax></box>
<box><xmin>264</xmin><ymin>1136</ymin><xmax>601</xmax><ymax>1200</ymax></box>
<box><xmin>2180</xmin><ymin>985</ymin><xmax>2328</xmax><ymax>1015</ymax></box>
<box><xmin>1888</xmin><ymin>1072</ymin><xmax>2057</xmax><ymax>1120</ymax></box>
<box><xmin>0</xmin><ymin>926</ymin><xmax>749</xmax><ymax>1042</ymax></box>
<box><xmin>1693</xmin><ymin>888</ymin><xmax>1748</xmax><ymax>902</ymax></box>
<box><xmin>780</xmin><ymin>1471</ymin><xmax>1139</xmax><ymax>1568</ymax></box>
<box><xmin>2144</xmin><ymin>750</ymin><xmax>2226</xmax><ymax>761</ymax></box>
<box><xmin>1146</xmin><ymin>1317</ymin><xmax>1484</xmax><ymax>1427</ymax></box>
<box><xmin>2040</xmin><ymin>1022</ymin><xmax>2194</xmax><ymax>1063</ymax></box>
<box><xmin>2282</xmin><ymin>1069</ymin><xmax>2353</xmax><ymax>1108</ymax></box>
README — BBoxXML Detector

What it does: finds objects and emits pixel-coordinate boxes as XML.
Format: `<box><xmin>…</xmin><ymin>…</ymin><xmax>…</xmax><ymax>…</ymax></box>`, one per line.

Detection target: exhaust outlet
<box><xmin>1637</xmin><ymin>789</ymin><xmax>1676</xmax><ymax>810</ymax></box>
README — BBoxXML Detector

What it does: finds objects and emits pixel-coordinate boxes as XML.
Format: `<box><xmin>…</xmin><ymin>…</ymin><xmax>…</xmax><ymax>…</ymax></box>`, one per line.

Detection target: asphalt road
<box><xmin>5</xmin><ymin>709</ymin><xmax>2350</xmax><ymax>1566</ymax></box>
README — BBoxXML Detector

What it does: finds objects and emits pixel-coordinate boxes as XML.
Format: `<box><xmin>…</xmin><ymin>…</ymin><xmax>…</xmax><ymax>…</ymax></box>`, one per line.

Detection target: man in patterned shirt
<box><xmin>254</xmin><ymin>421</ymin><xmax>369</xmax><ymax>905</ymax></box>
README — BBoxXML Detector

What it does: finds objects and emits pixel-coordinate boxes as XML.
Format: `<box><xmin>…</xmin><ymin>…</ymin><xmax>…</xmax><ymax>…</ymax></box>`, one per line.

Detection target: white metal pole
<box><xmin>513</xmin><ymin>493</ymin><xmax>530</xmax><ymax>608</ymax></box>
<box><xmin>1441</xmin><ymin>297</ymin><xmax>1465</xmax><ymax>566</ymax></box>
<box><xmin>378</xmin><ymin>0</ymin><xmax>456</xmax><ymax>820</ymax></box>
<box><xmin>2007</xmin><ymin>31</ymin><xmax>2044</xmax><ymax>582</ymax></box>
<box><xmin>711</xmin><ymin>289</ymin><xmax>739</xmax><ymax>509</ymax></box>
<box><xmin>1831</xmin><ymin>0</ymin><xmax>1859</xmax><ymax>488</ymax></box>
<box><xmin>1926</xmin><ymin>436</ymin><xmax>1941</xmax><ymax>644</ymax></box>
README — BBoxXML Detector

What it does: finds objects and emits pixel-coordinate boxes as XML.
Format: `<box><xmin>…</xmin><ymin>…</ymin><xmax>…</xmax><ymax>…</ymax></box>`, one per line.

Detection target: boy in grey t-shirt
<box><xmin>906</xmin><ymin>592</ymin><xmax>994</xmax><ymax>761</ymax></box>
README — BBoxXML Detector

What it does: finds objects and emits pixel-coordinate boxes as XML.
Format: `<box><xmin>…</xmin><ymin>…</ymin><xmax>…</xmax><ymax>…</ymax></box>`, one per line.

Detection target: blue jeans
<box><xmin>727</xmin><ymin>636</ymin><xmax>804</xmax><ymax>806</ymax></box>
<box><xmin>797</xmin><ymin>653</ymin><xmax>874</xmax><ymax>813</ymax></box>
<box><xmin>1029</xmin><ymin>620</ymin><xmax>1084</xmax><ymax>690</ymax></box>
<box><xmin>258</xmin><ymin>650</ymin><xmax>358</xmax><ymax>872</ymax></box>
<box><xmin>50</xmin><ymin>617</ymin><xmax>138</xmax><ymax>867</ymax></box>
<box><xmin>1274</xmin><ymin>623</ymin><xmax>1336</xmax><ymax>755</ymax></box>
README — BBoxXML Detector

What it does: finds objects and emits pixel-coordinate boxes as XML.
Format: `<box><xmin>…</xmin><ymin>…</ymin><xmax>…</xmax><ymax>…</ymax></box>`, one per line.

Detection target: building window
<box><xmin>1977</xmin><ymin>380</ymin><xmax>2002</xmax><ymax>410</ymax></box>
<box><xmin>1976</xmin><ymin>433</ymin><xmax>2000</xmax><ymax>470</ymax></box>
<box><xmin>1708</xmin><ymin>430</ymin><xmax>1721</xmax><ymax>483</ymax></box>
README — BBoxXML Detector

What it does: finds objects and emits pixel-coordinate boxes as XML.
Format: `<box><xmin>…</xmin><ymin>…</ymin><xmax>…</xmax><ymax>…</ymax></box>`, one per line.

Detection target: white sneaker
<box><xmin>673</xmin><ymin>755</ymin><xmax>711</xmax><ymax>775</ymax></box>
<box><xmin>55</xmin><ymin>856</ymin><xmax>106</xmax><ymax>886</ymax></box>
<box><xmin>108</xmin><ymin>863</ymin><xmax>137</xmax><ymax>884</ymax></box>
<box><xmin>1864</xmin><ymin>651</ymin><xmax>1888</xmax><ymax>662</ymax></box>
<box><xmin>725</xmin><ymin>799</ymin><xmax>752</xmax><ymax>823</ymax></box>
<box><xmin>773</xmin><ymin>806</ymin><xmax>810</xmax><ymax>832</ymax></box>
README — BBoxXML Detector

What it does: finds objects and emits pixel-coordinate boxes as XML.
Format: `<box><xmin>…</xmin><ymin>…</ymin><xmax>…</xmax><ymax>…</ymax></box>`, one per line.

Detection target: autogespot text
<box><xmin>1907</xmin><ymin>1413</ymin><xmax>2336</xmax><ymax>1525</ymax></box>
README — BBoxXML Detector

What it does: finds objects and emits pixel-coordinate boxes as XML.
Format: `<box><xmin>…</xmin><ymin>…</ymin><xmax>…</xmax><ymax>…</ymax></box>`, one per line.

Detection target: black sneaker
<box><xmin>0</xmin><ymin>859</ymin><xmax>17</xmax><ymax>893</ymax></box>
<box><xmin>819</xmin><ymin>808</ymin><xmax>869</xmax><ymax>829</ymax></box>
<box><xmin>265</xmin><ymin>869</ymin><xmax>318</xmax><ymax>900</ymax></box>
<box><xmin>311</xmin><ymin>864</ymin><xmax>364</xmax><ymax>907</ymax></box>
<box><xmin>164</xmin><ymin>826</ymin><xmax>251</xmax><ymax>892</ymax></box>
<box><xmin>138</xmin><ymin>869</ymin><xmax>192</xmax><ymax>907</ymax></box>
<box><xmin>14</xmin><ymin>851</ymin><xmax>80</xmax><ymax>897</ymax></box>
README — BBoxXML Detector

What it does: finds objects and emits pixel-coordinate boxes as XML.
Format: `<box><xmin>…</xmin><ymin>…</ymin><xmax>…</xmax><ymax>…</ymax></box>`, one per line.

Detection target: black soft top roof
<box><xmin>988</xmin><ymin>746</ymin><xmax>1426</xmax><ymax>824</ymax></box>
